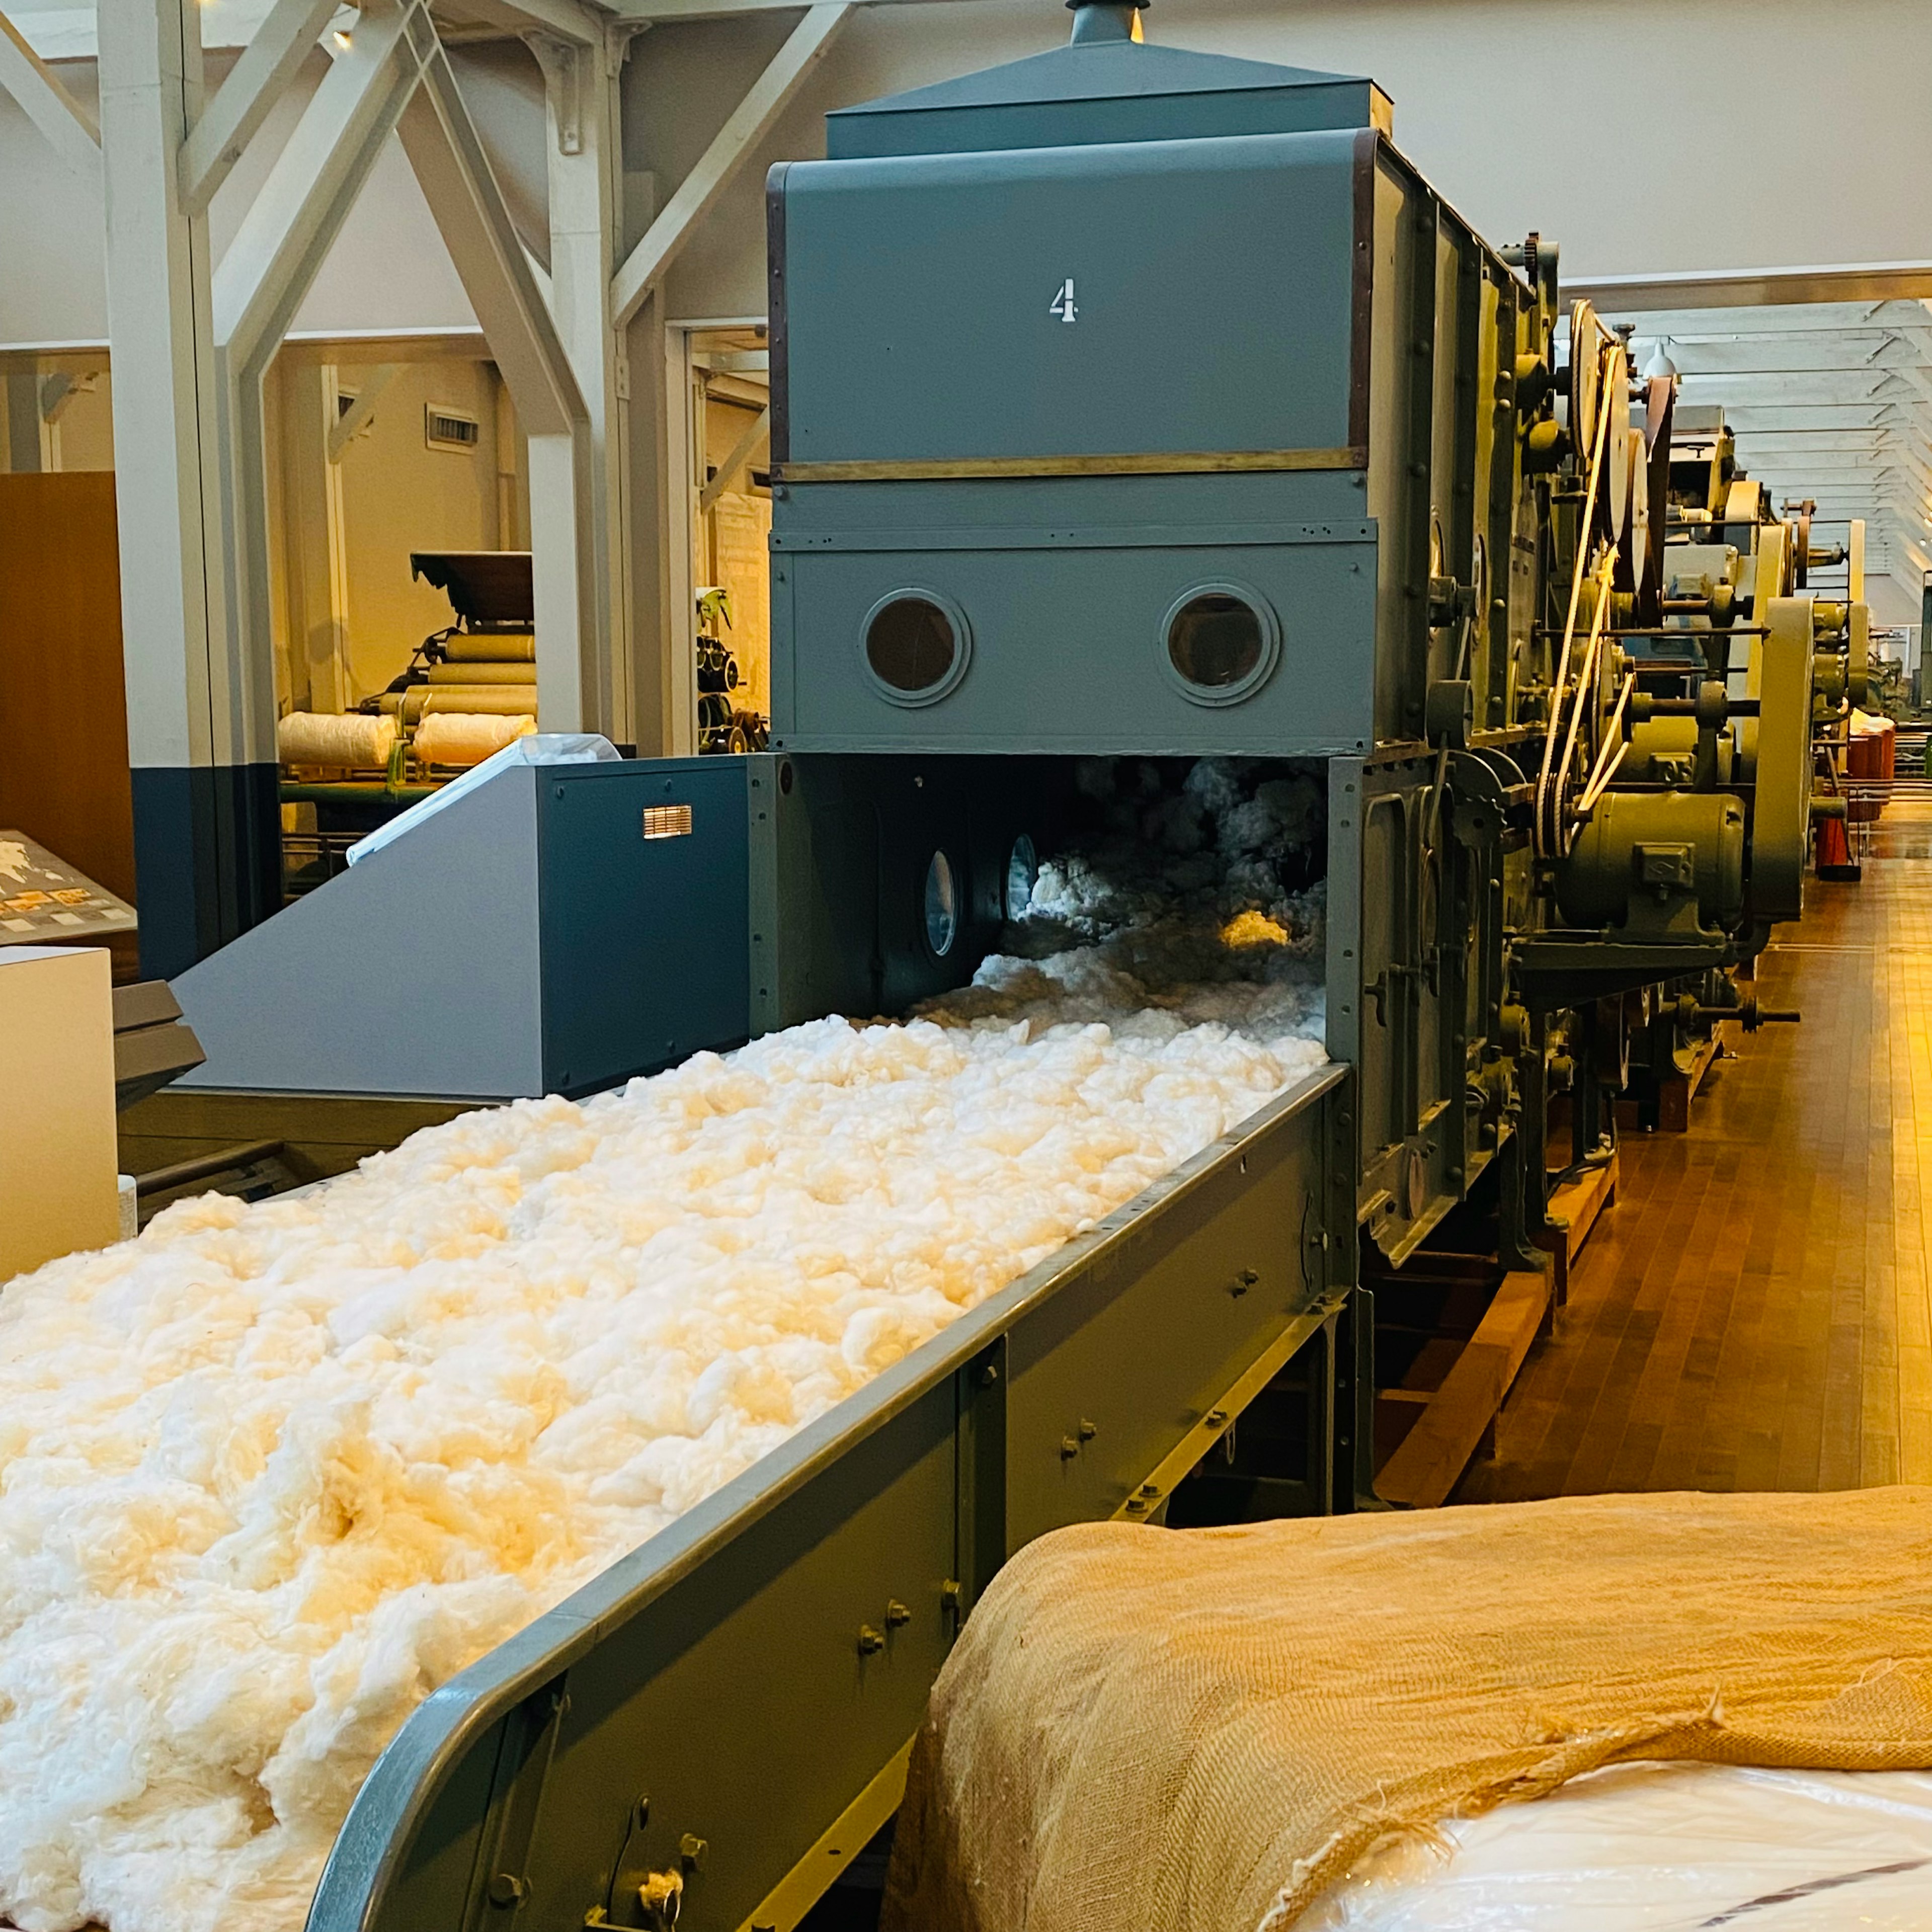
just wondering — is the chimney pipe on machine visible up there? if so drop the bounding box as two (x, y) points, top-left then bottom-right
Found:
(1068, 1), (1144, 45)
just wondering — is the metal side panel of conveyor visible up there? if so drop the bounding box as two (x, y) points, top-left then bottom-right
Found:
(307, 1064), (1352, 1932)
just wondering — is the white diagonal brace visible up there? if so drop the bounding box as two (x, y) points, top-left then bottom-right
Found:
(698, 404), (769, 512)
(211, 0), (424, 374)
(610, 1), (851, 330)
(401, 32), (602, 731)
(401, 34), (583, 437)
(180, 0), (340, 218)
(0, 6), (101, 189)
(326, 363), (398, 460)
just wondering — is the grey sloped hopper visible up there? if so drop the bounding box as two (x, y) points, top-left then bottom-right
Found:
(171, 758), (752, 1100)
(825, 4), (1388, 160)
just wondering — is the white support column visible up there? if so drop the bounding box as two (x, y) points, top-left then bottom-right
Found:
(660, 319), (697, 757)
(97, 0), (267, 977)
(401, 33), (599, 734)
(279, 361), (354, 714)
(530, 26), (639, 743)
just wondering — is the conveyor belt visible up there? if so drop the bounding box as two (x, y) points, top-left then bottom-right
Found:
(308, 1064), (1352, 1932)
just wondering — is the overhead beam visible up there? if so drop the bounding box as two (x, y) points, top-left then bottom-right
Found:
(610, 1), (852, 329)
(402, 31), (602, 731)
(179, 0), (339, 217)
(1570, 261), (1932, 313)
(0, 5), (101, 190)
(449, 0), (606, 41)
(401, 33), (584, 439)
(604, 0), (982, 17)
(211, 0), (424, 374)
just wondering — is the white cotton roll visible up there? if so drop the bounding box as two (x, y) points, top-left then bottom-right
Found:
(413, 711), (538, 766)
(277, 711), (397, 768)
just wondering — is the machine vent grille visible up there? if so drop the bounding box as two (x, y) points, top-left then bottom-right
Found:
(425, 406), (481, 452)
(642, 804), (694, 840)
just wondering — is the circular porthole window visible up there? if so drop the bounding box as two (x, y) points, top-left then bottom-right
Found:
(861, 590), (972, 706)
(924, 850), (960, 957)
(1005, 834), (1039, 923)
(1159, 583), (1281, 706)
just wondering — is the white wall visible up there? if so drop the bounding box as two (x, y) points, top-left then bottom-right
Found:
(0, 41), (549, 349)
(631, 0), (1932, 325)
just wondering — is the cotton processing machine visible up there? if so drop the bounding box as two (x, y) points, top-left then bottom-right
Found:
(212, 6), (1836, 1929)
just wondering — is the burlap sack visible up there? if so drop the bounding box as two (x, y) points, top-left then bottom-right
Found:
(882, 1488), (1932, 1932)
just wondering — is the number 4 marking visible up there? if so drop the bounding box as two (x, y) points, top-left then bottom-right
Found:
(1051, 277), (1079, 324)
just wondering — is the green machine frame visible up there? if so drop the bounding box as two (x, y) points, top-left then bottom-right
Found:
(310, 1067), (1352, 1932)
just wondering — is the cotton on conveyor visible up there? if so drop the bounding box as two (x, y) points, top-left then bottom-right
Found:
(0, 761), (1325, 1932)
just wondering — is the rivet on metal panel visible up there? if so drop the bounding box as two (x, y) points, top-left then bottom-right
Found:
(1207, 1410), (1229, 1429)
(1060, 1436), (1081, 1460)
(487, 1873), (527, 1908)
(1125, 1497), (1147, 1513)
(979, 1361), (999, 1387)
(636, 1795), (652, 1828)
(1230, 1267), (1259, 1297)
(553, 786), (566, 800)
(886, 1599), (912, 1628)
(679, 1835), (707, 1872)
(1078, 1418), (1098, 1440)
(857, 1625), (886, 1655)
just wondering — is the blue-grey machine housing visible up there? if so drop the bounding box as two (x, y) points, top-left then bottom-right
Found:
(304, 27), (1556, 1932)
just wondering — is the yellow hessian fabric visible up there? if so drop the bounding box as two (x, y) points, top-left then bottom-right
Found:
(882, 1488), (1932, 1932)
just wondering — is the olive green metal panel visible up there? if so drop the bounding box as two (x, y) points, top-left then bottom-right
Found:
(501, 1388), (958, 1932)
(1753, 594), (1817, 925)
(1004, 1101), (1332, 1548)
(309, 1069), (1349, 1932)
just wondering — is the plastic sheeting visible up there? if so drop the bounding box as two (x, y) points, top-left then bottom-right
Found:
(344, 732), (618, 866)
(1303, 1760), (1932, 1931)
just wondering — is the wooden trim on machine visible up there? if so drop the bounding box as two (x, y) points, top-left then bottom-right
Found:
(1349, 125), (1380, 462)
(772, 447), (1366, 484)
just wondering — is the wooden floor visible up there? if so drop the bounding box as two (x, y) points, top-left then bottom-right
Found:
(1457, 797), (1932, 1503)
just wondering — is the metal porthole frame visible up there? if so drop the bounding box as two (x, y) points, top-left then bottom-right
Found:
(922, 847), (961, 958)
(857, 587), (974, 708)
(1156, 579), (1282, 708)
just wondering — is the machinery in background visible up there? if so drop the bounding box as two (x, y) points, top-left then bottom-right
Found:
(278, 552), (541, 893)
(377, 549), (543, 729)
(695, 586), (772, 753)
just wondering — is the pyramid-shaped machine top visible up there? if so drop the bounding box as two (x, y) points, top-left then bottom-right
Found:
(826, 33), (1392, 160)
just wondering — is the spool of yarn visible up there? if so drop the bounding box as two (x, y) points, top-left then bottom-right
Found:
(381, 686), (544, 720)
(278, 711), (397, 768)
(424, 661), (537, 684)
(444, 632), (535, 663)
(413, 712), (538, 767)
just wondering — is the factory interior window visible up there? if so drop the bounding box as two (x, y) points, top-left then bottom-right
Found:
(1167, 591), (1267, 691)
(924, 849), (960, 956)
(866, 595), (959, 695)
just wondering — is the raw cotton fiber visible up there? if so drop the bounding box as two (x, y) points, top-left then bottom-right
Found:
(0, 758), (1327, 1932)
